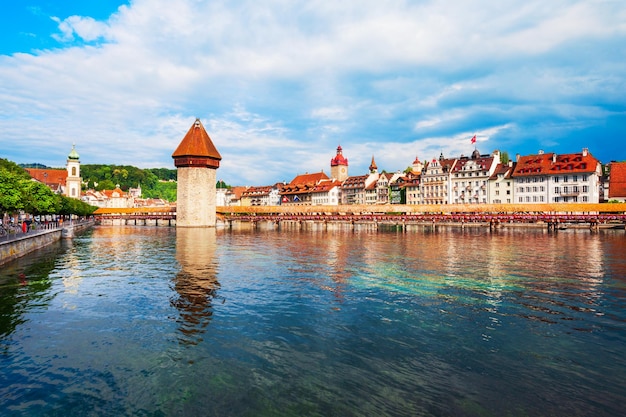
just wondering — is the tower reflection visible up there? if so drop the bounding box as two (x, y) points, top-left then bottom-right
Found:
(172, 228), (221, 345)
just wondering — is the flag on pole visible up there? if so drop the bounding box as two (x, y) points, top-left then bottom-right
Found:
(470, 135), (477, 144)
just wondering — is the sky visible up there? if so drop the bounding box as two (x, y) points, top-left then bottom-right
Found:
(1, 0), (625, 186)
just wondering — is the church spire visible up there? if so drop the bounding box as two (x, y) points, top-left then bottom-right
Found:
(369, 155), (378, 173)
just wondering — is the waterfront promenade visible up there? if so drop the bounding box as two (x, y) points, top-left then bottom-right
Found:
(0, 219), (94, 265)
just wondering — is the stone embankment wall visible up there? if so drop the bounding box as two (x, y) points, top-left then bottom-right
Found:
(0, 221), (95, 266)
(0, 229), (62, 266)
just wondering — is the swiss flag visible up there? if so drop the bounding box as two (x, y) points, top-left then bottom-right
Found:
(470, 135), (477, 144)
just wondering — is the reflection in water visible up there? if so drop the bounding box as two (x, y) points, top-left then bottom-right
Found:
(0, 242), (63, 343)
(173, 228), (221, 345)
(1, 227), (625, 416)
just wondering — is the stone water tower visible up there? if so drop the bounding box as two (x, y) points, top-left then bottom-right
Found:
(172, 118), (222, 227)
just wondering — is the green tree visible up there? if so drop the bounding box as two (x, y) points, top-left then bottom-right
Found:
(20, 180), (60, 215)
(0, 169), (24, 213)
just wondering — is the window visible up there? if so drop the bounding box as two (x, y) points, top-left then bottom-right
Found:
(554, 177), (559, 183)
(583, 186), (588, 193)
(71, 167), (76, 176)
(583, 175), (588, 181)
(555, 187), (560, 194)
(573, 175), (578, 182)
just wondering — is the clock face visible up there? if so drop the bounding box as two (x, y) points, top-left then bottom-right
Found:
(341, 167), (346, 173)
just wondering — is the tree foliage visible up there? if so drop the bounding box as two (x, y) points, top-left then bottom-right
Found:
(81, 164), (176, 198)
(1, 158), (96, 217)
(20, 180), (60, 215)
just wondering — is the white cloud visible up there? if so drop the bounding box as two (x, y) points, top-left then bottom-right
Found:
(51, 16), (110, 42)
(0, 0), (624, 185)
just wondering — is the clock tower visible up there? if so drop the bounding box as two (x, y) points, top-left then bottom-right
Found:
(330, 145), (349, 182)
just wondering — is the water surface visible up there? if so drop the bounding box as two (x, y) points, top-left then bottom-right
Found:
(1, 226), (625, 416)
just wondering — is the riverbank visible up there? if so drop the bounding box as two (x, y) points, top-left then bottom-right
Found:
(0, 220), (95, 266)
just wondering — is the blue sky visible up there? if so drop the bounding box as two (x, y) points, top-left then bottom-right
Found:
(1, 0), (624, 186)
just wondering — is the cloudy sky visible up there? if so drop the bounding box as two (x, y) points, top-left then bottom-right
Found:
(1, 0), (625, 185)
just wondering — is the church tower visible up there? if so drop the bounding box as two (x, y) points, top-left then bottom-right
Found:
(65, 144), (82, 199)
(172, 118), (222, 227)
(369, 155), (378, 174)
(330, 145), (349, 182)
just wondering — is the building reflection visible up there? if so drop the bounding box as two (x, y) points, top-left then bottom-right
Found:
(172, 228), (220, 345)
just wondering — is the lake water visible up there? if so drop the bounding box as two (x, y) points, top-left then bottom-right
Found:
(1, 226), (625, 416)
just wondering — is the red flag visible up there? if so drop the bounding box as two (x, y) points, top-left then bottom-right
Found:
(470, 135), (477, 144)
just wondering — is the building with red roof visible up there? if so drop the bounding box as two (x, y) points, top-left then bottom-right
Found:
(488, 161), (515, 204)
(311, 179), (342, 206)
(280, 171), (330, 205)
(512, 148), (602, 203)
(330, 145), (349, 182)
(607, 162), (626, 202)
(25, 145), (82, 199)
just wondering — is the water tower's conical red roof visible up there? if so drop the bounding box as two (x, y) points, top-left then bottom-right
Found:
(172, 118), (221, 168)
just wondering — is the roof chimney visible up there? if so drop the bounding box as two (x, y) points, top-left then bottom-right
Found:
(582, 148), (588, 156)
(538, 149), (544, 155)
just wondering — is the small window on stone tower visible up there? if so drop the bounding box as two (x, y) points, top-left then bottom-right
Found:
(72, 167), (76, 176)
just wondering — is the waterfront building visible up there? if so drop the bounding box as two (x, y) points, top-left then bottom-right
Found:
(25, 145), (83, 199)
(404, 156), (423, 205)
(311, 179), (342, 206)
(607, 161), (626, 202)
(404, 176), (421, 205)
(512, 148), (602, 203)
(330, 145), (349, 182)
(340, 175), (368, 204)
(488, 161), (515, 204)
(419, 153), (457, 205)
(280, 171), (329, 205)
(81, 186), (135, 208)
(376, 173), (393, 204)
(219, 186), (247, 207)
(172, 118), (222, 227)
(363, 156), (380, 205)
(240, 185), (281, 206)
(389, 174), (408, 204)
(449, 149), (500, 204)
